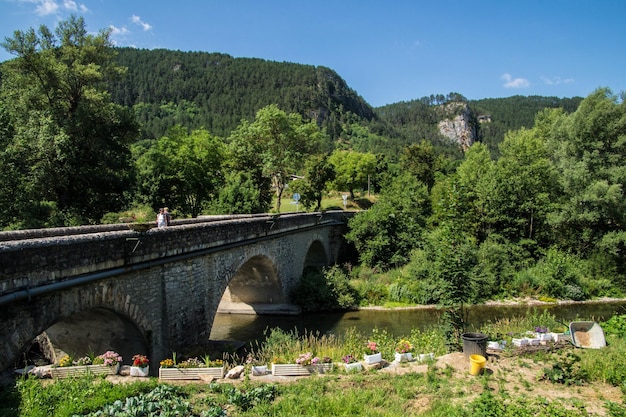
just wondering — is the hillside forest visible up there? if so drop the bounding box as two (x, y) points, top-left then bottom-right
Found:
(1, 17), (625, 309)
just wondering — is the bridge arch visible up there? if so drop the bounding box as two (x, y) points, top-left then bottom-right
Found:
(6, 279), (156, 372)
(303, 239), (329, 269)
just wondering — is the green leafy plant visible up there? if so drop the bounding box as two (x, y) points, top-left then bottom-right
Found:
(395, 339), (413, 354)
(602, 314), (626, 338)
(540, 352), (588, 386)
(227, 384), (277, 411)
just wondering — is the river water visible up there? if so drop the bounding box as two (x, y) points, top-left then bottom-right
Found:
(209, 300), (626, 343)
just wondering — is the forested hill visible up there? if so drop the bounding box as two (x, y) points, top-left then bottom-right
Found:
(107, 47), (583, 153)
(108, 47), (375, 139)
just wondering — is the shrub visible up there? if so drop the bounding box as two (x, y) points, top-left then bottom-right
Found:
(290, 265), (359, 312)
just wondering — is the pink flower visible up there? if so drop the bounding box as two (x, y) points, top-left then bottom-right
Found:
(366, 341), (379, 353)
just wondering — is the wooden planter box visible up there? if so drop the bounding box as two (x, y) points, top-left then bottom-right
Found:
(271, 363), (311, 376)
(310, 363), (333, 373)
(158, 367), (224, 380)
(51, 364), (120, 379)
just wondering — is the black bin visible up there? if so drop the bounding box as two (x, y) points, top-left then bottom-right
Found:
(461, 332), (488, 360)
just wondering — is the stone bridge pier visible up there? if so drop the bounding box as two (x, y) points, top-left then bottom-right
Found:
(0, 212), (354, 372)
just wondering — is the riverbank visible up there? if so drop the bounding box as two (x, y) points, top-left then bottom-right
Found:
(358, 296), (626, 310)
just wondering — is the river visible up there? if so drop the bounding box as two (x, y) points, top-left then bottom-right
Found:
(209, 300), (626, 343)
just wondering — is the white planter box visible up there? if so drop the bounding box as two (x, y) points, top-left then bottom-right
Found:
(512, 338), (528, 347)
(418, 353), (435, 362)
(130, 366), (150, 377)
(271, 363), (310, 376)
(394, 352), (413, 363)
(51, 363), (120, 379)
(343, 362), (363, 372)
(251, 365), (268, 376)
(158, 367), (224, 380)
(363, 353), (382, 364)
(536, 333), (552, 341)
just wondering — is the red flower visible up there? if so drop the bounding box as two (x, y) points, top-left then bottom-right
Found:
(132, 354), (149, 367)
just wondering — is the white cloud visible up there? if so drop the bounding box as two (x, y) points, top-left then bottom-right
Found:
(109, 25), (129, 36)
(34, 0), (59, 16)
(21, 0), (88, 16)
(541, 75), (575, 85)
(131, 15), (152, 31)
(63, 0), (88, 13)
(501, 73), (530, 89)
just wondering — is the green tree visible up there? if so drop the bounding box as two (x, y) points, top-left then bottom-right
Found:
(328, 150), (377, 198)
(346, 172), (430, 270)
(288, 154), (336, 211)
(227, 104), (324, 212)
(0, 16), (137, 227)
(545, 88), (626, 255)
(399, 141), (438, 190)
(135, 126), (225, 217)
(488, 127), (557, 246)
(211, 171), (270, 214)
(431, 142), (495, 241)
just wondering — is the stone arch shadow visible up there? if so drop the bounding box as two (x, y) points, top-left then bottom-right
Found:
(6, 281), (156, 373)
(216, 253), (297, 315)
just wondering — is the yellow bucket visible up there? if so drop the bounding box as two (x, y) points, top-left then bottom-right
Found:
(469, 354), (486, 376)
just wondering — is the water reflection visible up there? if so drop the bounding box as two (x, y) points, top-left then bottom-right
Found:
(209, 301), (626, 343)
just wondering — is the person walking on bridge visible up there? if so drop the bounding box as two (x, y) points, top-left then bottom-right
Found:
(164, 207), (171, 226)
(156, 208), (167, 228)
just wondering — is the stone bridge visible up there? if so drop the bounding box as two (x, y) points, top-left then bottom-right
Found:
(0, 211), (354, 372)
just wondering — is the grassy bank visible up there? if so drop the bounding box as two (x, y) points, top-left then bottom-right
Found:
(2, 312), (626, 416)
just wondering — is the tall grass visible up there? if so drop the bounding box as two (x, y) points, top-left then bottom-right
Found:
(246, 325), (448, 365)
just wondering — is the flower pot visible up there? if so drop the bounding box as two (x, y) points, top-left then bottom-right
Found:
(251, 365), (268, 376)
(271, 363), (311, 376)
(363, 353), (382, 364)
(418, 353), (435, 362)
(394, 352), (413, 363)
(158, 367), (224, 380)
(51, 363), (120, 379)
(130, 366), (150, 377)
(536, 333), (552, 341)
(343, 362), (362, 372)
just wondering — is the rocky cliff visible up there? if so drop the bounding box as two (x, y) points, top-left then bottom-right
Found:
(437, 102), (476, 151)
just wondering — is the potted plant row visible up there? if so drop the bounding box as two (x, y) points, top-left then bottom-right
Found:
(158, 354), (224, 380)
(51, 351), (122, 379)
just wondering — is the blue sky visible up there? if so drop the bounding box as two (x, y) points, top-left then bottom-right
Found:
(1, 0), (624, 107)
